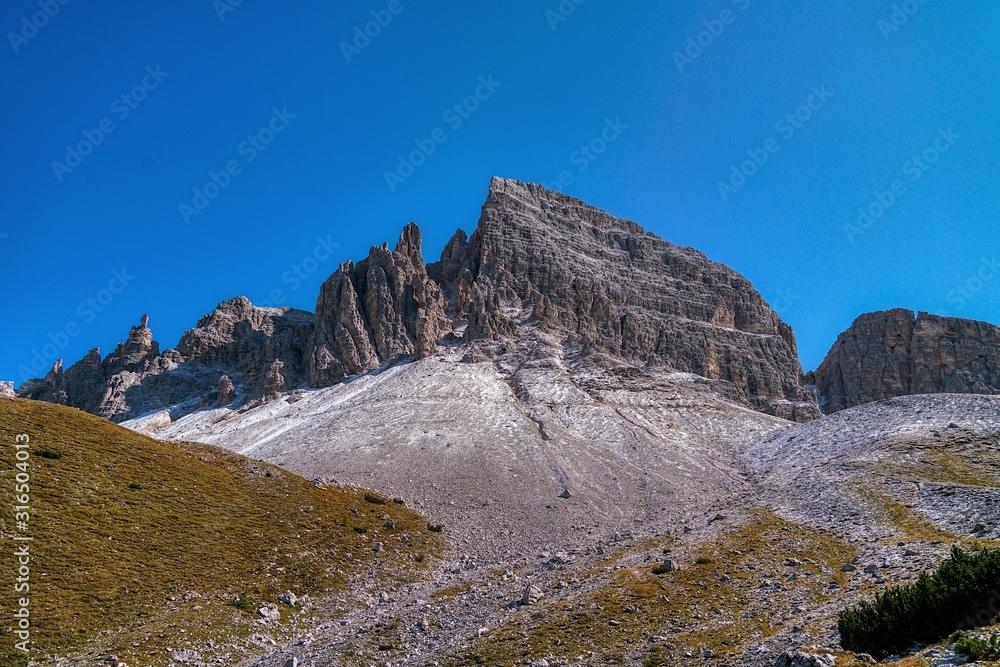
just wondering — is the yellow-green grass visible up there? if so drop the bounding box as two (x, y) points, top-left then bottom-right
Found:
(457, 511), (855, 666)
(856, 485), (957, 543)
(0, 398), (443, 666)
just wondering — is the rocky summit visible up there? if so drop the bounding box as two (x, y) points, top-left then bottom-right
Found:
(428, 177), (818, 421)
(17, 177), (820, 423)
(809, 308), (1000, 413)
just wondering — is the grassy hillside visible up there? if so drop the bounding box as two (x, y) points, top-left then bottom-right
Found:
(0, 398), (443, 666)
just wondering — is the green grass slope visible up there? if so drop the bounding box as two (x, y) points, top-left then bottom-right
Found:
(0, 398), (443, 666)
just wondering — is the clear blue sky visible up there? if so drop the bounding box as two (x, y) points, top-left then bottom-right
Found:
(2, 1), (997, 386)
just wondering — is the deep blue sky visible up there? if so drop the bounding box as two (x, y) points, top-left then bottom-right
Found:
(2, 1), (997, 386)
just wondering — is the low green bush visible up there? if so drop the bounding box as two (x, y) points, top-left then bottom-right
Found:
(838, 546), (1000, 659)
(954, 631), (1000, 661)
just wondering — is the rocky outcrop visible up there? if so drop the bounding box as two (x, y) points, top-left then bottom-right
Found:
(429, 177), (819, 421)
(176, 296), (312, 398)
(215, 375), (235, 407)
(306, 223), (450, 386)
(0, 382), (14, 398)
(811, 309), (1000, 413)
(17, 302), (313, 422)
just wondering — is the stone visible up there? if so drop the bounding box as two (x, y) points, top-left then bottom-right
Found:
(215, 374), (235, 407)
(277, 591), (297, 607)
(773, 651), (835, 667)
(521, 584), (544, 606)
(167, 648), (201, 664)
(257, 603), (280, 621)
(812, 309), (1000, 413)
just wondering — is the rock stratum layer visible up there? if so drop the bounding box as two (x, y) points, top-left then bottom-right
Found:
(810, 308), (1000, 413)
(18, 177), (819, 421)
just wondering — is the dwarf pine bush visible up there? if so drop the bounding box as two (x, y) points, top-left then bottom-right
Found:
(838, 546), (1000, 659)
(954, 631), (1000, 661)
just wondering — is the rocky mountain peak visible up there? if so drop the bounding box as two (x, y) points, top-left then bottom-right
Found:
(811, 309), (1000, 413)
(430, 177), (820, 421)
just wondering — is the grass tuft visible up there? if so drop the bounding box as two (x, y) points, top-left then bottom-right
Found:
(34, 448), (62, 459)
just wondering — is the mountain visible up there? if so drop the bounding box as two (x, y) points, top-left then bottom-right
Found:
(426, 178), (817, 421)
(16, 177), (820, 423)
(809, 309), (1000, 413)
(8, 179), (1000, 666)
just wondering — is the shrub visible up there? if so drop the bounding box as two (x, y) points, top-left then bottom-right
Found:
(955, 631), (1000, 661)
(838, 546), (1000, 659)
(393, 498), (406, 505)
(651, 564), (672, 575)
(35, 449), (62, 459)
(414, 553), (425, 563)
(364, 492), (388, 505)
(128, 482), (142, 490)
(695, 556), (713, 565)
(353, 526), (368, 534)
(233, 592), (252, 611)
(427, 524), (444, 533)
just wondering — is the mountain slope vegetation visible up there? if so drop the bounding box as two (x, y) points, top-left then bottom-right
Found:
(0, 398), (442, 666)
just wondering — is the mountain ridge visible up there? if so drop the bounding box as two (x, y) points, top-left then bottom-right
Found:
(15, 177), (821, 423)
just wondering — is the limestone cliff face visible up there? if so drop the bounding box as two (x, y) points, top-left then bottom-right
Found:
(306, 223), (450, 386)
(812, 309), (1000, 413)
(428, 177), (819, 421)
